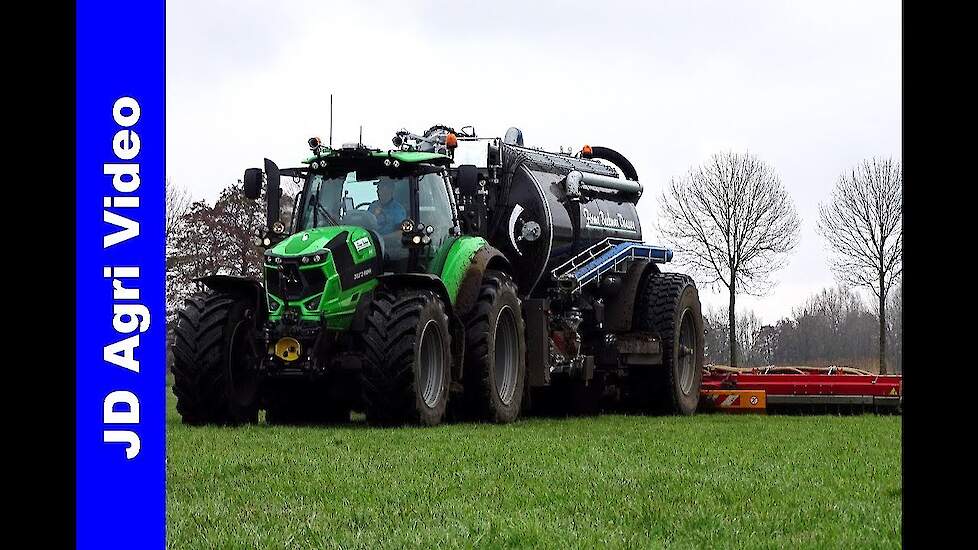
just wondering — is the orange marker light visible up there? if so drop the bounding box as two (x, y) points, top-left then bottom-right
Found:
(446, 133), (458, 149)
(581, 144), (593, 157)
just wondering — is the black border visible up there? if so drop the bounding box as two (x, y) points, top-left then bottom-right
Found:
(35, 2), (934, 546)
(24, 0), (76, 545)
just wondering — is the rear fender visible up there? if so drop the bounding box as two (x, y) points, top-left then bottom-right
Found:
(441, 240), (512, 318)
(604, 260), (661, 333)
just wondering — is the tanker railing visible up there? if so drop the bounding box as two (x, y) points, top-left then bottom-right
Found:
(551, 238), (673, 294)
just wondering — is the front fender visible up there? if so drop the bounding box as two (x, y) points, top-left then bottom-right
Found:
(436, 237), (512, 318)
(196, 275), (266, 315)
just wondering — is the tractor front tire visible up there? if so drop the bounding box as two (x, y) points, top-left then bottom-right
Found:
(171, 290), (261, 425)
(360, 288), (452, 426)
(635, 272), (704, 415)
(461, 270), (527, 423)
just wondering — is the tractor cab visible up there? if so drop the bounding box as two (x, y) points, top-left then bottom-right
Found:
(247, 141), (459, 275)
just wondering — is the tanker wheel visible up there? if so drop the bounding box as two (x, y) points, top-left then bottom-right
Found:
(360, 288), (452, 426)
(171, 290), (260, 426)
(461, 270), (527, 423)
(634, 272), (704, 415)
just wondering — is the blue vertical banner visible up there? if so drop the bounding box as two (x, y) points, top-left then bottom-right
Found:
(76, 1), (165, 548)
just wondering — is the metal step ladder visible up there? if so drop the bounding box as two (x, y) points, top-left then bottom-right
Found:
(551, 238), (673, 294)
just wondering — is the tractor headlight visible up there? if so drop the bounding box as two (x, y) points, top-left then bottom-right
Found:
(272, 221), (285, 234)
(400, 218), (415, 233)
(295, 249), (329, 265)
(304, 295), (321, 311)
(268, 299), (280, 312)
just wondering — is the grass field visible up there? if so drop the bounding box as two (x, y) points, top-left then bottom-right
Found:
(167, 392), (901, 549)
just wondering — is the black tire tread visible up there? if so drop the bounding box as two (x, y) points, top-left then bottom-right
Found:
(170, 291), (258, 425)
(360, 288), (450, 425)
(635, 271), (700, 415)
(461, 270), (526, 423)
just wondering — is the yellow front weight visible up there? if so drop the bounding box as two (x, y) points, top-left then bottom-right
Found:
(274, 337), (301, 362)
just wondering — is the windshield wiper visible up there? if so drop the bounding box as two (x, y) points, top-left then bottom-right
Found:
(310, 195), (340, 227)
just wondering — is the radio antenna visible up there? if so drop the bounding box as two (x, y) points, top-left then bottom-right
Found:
(329, 93), (333, 147)
(359, 124), (363, 147)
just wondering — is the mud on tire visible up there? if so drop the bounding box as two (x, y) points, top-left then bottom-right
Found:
(460, 270), (527, 423)
(359, 288), (452, 426)
(634, 271), (704, 415)
(171, 290), (261, 425)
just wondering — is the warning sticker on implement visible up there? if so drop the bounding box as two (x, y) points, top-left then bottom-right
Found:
(889, 388), (898, 396)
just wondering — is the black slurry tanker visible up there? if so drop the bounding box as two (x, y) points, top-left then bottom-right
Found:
(171, 125), (704, 426)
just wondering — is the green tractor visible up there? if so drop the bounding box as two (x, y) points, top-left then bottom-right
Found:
(171, 125), (704, 426)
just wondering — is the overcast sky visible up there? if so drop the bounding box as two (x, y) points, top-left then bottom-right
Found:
(166, 0), (901, 323)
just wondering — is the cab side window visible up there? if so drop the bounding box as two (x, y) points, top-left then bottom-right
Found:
(417, 173), (455, 259)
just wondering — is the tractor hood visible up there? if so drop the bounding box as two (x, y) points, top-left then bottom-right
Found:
(263, 225), (381, 329)
(265, 225), (379, 263)
(268, 226), (358, 258)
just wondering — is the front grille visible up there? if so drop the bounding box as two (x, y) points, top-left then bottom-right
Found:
(265, 261), (327, 302)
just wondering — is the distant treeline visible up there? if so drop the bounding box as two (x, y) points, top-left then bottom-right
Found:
(703, 284), (902, 373)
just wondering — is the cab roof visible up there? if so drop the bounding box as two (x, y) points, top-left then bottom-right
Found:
(302, 147), (453, 167)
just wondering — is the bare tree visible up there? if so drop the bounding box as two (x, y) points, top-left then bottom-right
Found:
(659, 151), (801, 367)
(736, 309), (763, 367)
(780, 284), (878, 368)
(817, 157), (902, 373)
(702, 305), (730, 365)
(165, 177), (191, 238)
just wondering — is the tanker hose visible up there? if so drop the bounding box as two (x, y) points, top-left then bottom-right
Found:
(586, 146), (639, 181)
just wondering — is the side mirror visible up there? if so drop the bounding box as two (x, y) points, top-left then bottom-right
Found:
(264, 158), (282, 232)
(243, 168), (262, 200)
(456, 164), (479, 195)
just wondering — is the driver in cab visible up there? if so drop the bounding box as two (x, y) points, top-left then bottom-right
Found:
(368, 179), (407, 235)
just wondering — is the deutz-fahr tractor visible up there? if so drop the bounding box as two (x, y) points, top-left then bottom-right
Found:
(171, 125), (704, 426)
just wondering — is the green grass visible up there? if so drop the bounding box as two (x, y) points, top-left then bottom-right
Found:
(167, 392), (901, 549)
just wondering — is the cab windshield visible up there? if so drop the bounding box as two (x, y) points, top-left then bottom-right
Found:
(297, 172), (409, 236)
(296, 169), (456, 265)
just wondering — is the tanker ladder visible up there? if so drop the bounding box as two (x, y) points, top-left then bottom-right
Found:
(551, 238), (673, 295)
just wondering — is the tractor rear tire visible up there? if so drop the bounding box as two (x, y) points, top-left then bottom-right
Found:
(461, 270), (527, 423)
(360, 288), (452, 426)
(171, 290), (261, 425)
(634, 272), (704, 415)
